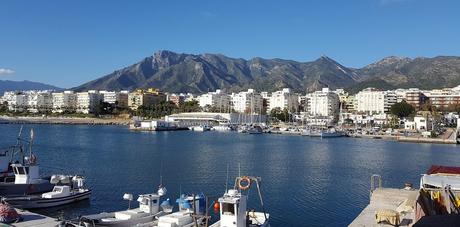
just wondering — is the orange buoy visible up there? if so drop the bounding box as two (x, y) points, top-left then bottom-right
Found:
(213, 201), (220, 210)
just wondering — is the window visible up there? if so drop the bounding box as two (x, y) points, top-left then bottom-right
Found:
(17, 167), (25, 175)
(222, 203), (235, 215)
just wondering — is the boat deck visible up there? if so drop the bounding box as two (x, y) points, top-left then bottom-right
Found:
(349, 188), (418, 227)
(3, 209), (60, 227)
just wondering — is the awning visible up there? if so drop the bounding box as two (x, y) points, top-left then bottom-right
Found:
(421, 174), (460, 190)
(427, 165), (460, 175)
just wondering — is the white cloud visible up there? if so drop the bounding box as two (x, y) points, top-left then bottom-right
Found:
(0, 68), (15, 75)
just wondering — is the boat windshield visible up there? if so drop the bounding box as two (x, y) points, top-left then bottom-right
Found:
(53, 187), (62, 192)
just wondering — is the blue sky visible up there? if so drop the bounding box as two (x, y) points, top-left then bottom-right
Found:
(0, 0), (459, 88)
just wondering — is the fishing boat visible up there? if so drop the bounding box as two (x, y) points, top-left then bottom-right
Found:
(2, 175), (91, 209)
(156, 193), (207, 227)
(210, 176), (269, 227)
(320, 130), (344, 138)
(72, 185), (168, 227)
(0, 128), (55, 196)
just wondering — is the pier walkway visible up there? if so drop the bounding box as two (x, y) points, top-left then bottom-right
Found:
(349, 188), (418, 227)
(1, 209), (60, 227)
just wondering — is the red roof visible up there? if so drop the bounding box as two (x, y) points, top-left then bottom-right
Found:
(427, 165), (460, 175)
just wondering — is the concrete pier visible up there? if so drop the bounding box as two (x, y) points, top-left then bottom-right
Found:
(4, 209), (61, 227)
(349, 188), (418, 227)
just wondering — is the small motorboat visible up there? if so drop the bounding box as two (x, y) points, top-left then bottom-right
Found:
(247, 125), (263, 134)
(157, 193), (207, 227)
(2, 175), (91, 209)
(210, 176), (270, 227)
(73, 185), (168, 227)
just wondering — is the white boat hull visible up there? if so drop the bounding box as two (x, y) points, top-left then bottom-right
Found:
(78, 212), (162, 227)
(3, 190), (91, 209)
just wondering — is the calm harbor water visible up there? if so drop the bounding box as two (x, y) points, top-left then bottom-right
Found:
(1, 124), (459, 226)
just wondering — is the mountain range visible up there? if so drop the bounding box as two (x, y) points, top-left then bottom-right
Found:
(0, 80), (61, 95)
(45, 50), (460, 94)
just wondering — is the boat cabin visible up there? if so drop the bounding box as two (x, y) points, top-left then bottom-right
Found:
(176, 194), (206, 215)
(11, 164), (40, 184)
(113, 193), (161, 221)
(42, 185), (71, 199)
(217, 189), (248, 227)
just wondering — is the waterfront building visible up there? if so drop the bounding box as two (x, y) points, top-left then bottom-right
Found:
(424, 89), (460, 110)
(198, 89), (231, 112)
(52, 91), (77, 113)
(167, 93), (186, 106)
(404, 89), (428, 110)
(231, 89), (263, 114)
(27, 91), (53, 113)
(404, 116), (433, 132)
(128, 89), (166, 110)
(305, 88), (340, 117)
(76, 90), (103, 114)
(356, 88), (396, 114)
(4, 92), (28, 112)
(99, 90), (129, 109)
(268, 88), (299, 113)
(165, 112), (266, 126)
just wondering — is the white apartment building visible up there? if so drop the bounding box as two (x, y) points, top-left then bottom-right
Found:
(356, 88), (397, 114)
(268, 88), (299, 113)
(4, 92), (28, 112)
(76, 90), (103, 114)
(52, 91), (77, 113)
(305, 88), (340, 117)
(231, 89), (263, 114)
(99, 90), (129, 108)
(198, 89), (231, 111)
(27, 91), (53, 113)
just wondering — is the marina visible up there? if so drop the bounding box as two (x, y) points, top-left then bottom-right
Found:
(0, 124), (459, 226)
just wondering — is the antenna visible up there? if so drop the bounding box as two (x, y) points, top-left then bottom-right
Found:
(225, 163), (229, 192)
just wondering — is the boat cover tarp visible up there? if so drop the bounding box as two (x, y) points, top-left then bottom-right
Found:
(414, 214), (460, 227)
(421, 174), (460, 190)
(427, 165), (460, 175)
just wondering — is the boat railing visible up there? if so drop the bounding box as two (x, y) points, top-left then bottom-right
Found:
(370, 174), (382, 199)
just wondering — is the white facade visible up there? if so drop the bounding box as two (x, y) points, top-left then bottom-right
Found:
(52, 91), (77, 113)
(5, 92), (28, 112)
(76, 90), (103, 114)
(231, 89), (263, 114)
(356, 88), (396, 114)
(27, 91), (53, 113)
(99, 90), (129, 108)
(268, 88), (299, 113)
(306, 88), (340, 117)
(198, 90), (231, 111)
(404, 116), (432, 131)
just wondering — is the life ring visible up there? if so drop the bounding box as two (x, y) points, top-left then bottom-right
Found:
(238, 176), (251, 190)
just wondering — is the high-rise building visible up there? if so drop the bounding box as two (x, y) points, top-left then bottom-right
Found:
(356, 88), (397, 114)
(231, 89), (263, 114)
(76, 90), (103, 114)
(305, 88), (340, 117)
(52, 91), (77, 113)
(268, 88), (299, 113)
(128, 89), (166, 110)
(198, 90), (231, 111)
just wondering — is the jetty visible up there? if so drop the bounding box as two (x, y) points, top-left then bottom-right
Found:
(7, 209), (61, 227)
(349, 188), (418, 227)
